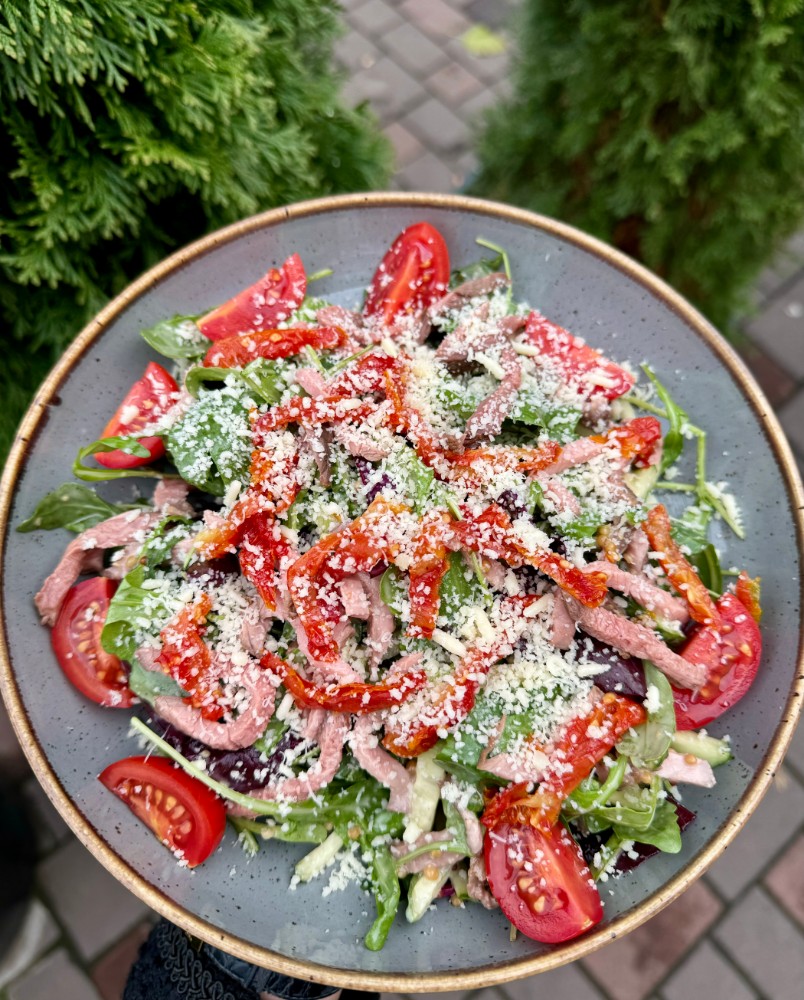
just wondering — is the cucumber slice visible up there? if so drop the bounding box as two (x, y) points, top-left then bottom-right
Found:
(294, 831), (344, 882)
(670, 730), (732, 766)
(406, 867), (452, 922)
(403, 748), (445, 844)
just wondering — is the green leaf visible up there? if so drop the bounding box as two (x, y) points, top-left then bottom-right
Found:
(449, 253), (504, 287)
(73, 437), (164, 482)
(614, 798), (682, 854)
(238, 358), (288, 405)
(17, 482), (141, 533)
(379, 565), (406, 615)
(128, 657), (185, 705)
(509, 389), (581, 442)
(140, 315), (206, 361)
(671, 504), (713, 551)
(101, 565), (174, 661)
(184, 365), (230, 397)
(642, 366), (688, 475)
(616, 662), (675, 768)
(165, 388), (251, 495)
(689, 542), (723, 595)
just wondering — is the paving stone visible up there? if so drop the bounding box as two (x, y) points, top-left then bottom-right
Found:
(396, 151), (456, 193)
(451, 151), (478, 190)
(447, 37), (511, 85)
(346, 0), (404, 37)
(37, 838), (152, 962)
(459, 86), (499, 123)
(465, 0), (517, 29)
(754, 230), (804, 301)
(744, 270), (804, 378)
(581, 880), (722, 1000)
(704, 766), (804, 900)
(403, 992), (486, 1000)
(341, 57), (427, 121)
(90, 920), (152, 1000)
(383, 121), (425, 169)
(661, 940), (757, 1000)
(401, 0), (472, 39)
(503, 961), (604, 1000)
(777, 388), (804, 457)
(21, 776), (72, 855)
(334, 31), (381, 73)
(7, 948), (102, 1000)
(738, 340), (798, 407)
(764, 833), (804, 928)
(426, 61), (485, 107)
(381, 23), (449, 78)
(0, 900), (61, 990)
(714, 886), (804, 1000)
(401, 98), (468, 154)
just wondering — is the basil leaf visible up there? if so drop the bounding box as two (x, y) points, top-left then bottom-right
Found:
(185, 366), (230, 397)
(128, 657), (185, 705)
(239, 359), (288, 405)
(73, 437), (164, 482)
(165, 388), (251, 495)
(642, 366), (688, 474)
(17, 483), (142, 533)
(101, 565), (175, 660)
(614, 798), (682, 854)
(140, 315), (206, 360)
(616, 661), (675, 768)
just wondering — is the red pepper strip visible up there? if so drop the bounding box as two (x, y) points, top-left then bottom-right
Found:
(644, 504), (719, 626)
(591, 416), (662, 468)
(254, 396), (378, 436)
(155, 594), (222, 721)
(735, 570), (762, 623)
(408, 510), (452, 639)
(524, 311), (635, 400)
(203, 326), (346, 368)
(287, 497), (410, 662)
(481, 693), (647, 832)
(383, 596), (541, 758)
(450, 504), (608, 607)
(238, 511), (296, 612)
(262, 651), (427, 714)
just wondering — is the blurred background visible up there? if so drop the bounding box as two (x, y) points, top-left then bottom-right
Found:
(1, 2), (803, 999)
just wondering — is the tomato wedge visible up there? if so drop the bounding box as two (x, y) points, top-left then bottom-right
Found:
(51, 578), (133, 708)
(363, 222), (450, 324)
(99, 756), (225, 867)
(525, 311), (635, 400)
(197, 253), (307, 340)
(674, 592), (762, 730)
(95, 362), (179, 469)
(202, 326), (345, 368)
(484, 820), (603, 944)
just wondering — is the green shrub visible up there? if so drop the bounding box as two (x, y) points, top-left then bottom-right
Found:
(0, 0), (390, 456)
(472, 0), (804, 334)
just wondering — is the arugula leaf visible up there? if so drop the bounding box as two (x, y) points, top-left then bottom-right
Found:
(73, 437), (164, 482)
(140, 315), (206, 360)
(238, 359), (289, 405)
(616, 661), (675, 768)
(690, 542), (723, 594)
(642, 366), (688, 474)
(379, 565), (406, 615)
(449, 253), (504, 287)
(671, 504), (713, 551)
(101, 565), (175, 661)
(509, 389), (581, 442)
(383, 446), (435, 514)
(128, 657), (185, 705)
(17, 483), (142, 533)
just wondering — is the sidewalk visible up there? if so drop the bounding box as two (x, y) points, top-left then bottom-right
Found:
(2, 1), (804, 998)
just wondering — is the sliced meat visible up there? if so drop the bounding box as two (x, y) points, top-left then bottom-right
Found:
(152, 479), (194, 516)
(350, 714), (413, 813)
(463, 347), (522, 446)
(550, 591), (576, 649)
(359, 571), (395, 670)
(624, 528), (650, 573)
(35, 510), (162, 625)
(565, 597), (706, 689)
(430, 273), (510, 317)
(392, 830), (462, 876)
(656, 749), (716, 788)
(536, 473), (582, 518)
(586, 561), (690, 624)
(315, 305), (368, 347)
(296, 367), (392, 461)
(467, 855), (498, 910)
(339, 576), (370, 619)
(456, 802), (484, 856)
(298, 426), (332, 487)
(542, 436), (607, 475)
(295, 367), (328, 397)
(153, 662), (276, 751)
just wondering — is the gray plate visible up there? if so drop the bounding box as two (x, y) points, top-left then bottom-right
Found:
(1, 194), (802, 992)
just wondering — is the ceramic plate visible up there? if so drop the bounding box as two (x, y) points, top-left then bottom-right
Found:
(1, 194), (802, 992)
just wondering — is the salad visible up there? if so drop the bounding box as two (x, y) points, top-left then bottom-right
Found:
(23, 221), (763, 949)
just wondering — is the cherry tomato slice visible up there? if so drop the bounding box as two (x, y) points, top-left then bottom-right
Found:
(51, 578), (133, 708)
(197, 253), (307, 340)
(95, 362), (179, 469)
(484, 820), (603, 944)
(674, 592), (762, 730)
(99, 756), (225, 867)
(525, 311), (635, 400)
(363, 222), (450, 324)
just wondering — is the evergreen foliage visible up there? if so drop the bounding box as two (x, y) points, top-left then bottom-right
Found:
(471, 0), (804, 333)
(0, 0), (391, 455)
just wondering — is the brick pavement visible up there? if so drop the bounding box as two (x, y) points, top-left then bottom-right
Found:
(2, 1), (804, 997)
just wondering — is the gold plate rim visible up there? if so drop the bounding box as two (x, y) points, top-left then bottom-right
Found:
(1, 191), (803, 991)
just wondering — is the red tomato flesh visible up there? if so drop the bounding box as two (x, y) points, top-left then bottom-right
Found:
(95, 362), (179, 469)
(674, 592), (762, 730)
(51, 578), (133, 708)
(363, 222), (450, 324)
(485, 820), (603, 943)
(99, 756), (225, 867)
(197, 253), (307, 340)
